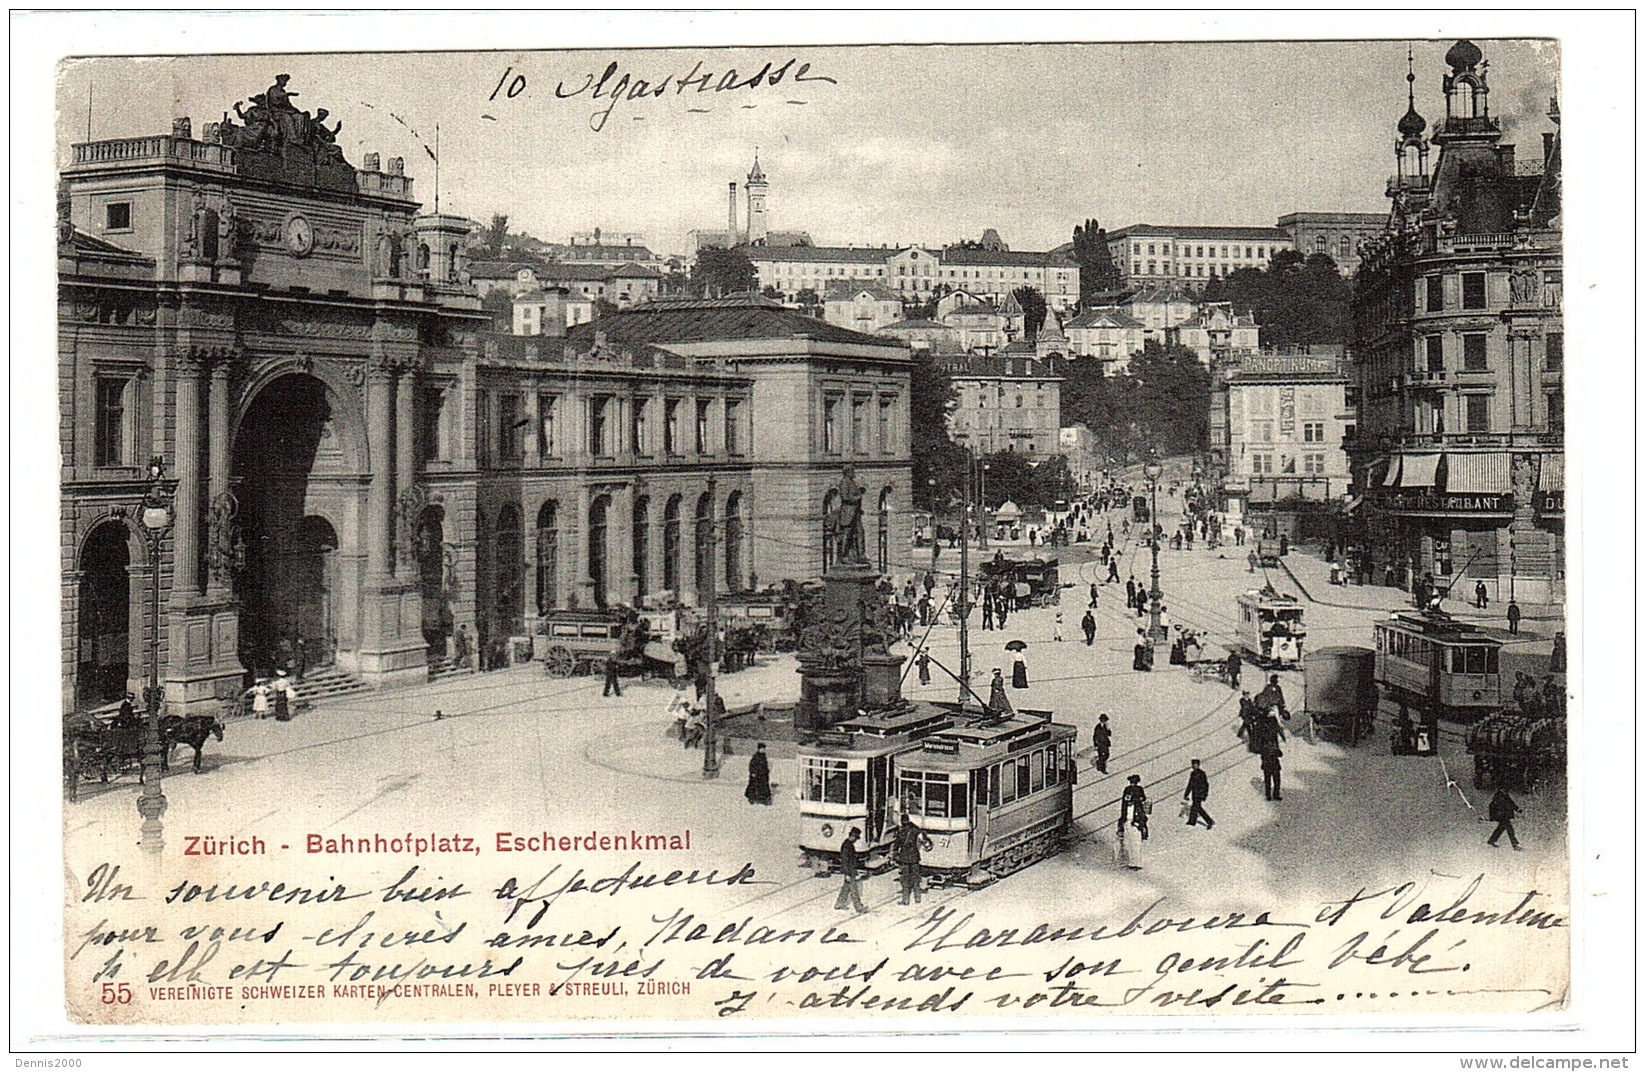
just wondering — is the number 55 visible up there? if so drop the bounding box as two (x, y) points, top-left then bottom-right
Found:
(100, 982), (132, 1004)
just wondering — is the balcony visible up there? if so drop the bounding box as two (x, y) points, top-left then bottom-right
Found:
(1394, 430), (1561, 449)
(1404, 369), (1447, 386)
(1386, 174), (1430, 197)
(70, 136), (236, 172)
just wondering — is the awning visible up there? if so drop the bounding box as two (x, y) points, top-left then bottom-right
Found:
(1381, 457), (1403, 487)
(1445, 452), (1512, 494)
(1399, 453), (1442, 488)
(1539, 453), (1564, 492)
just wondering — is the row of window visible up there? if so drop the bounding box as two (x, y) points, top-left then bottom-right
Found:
(1375, 630), (1501, 675)
(1248, 420), (1329, 444)
(1250, 452), (1329, 476)
(1416, 331), (1562, 374)
(1131, 242), (1278, 259)
(901, 740), (1076, 818)
(471, 390), (747, 468)
(821, 393), (900, 455)
(1423, 272), (1489, 312)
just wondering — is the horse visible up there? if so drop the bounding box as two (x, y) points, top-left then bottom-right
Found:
(161, 715), (225, 773)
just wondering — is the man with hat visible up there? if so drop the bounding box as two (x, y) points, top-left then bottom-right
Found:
(1091, 714), (1112, 773)
(834, 827), (868, 913)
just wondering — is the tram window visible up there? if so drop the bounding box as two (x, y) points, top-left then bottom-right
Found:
(1031, 751), (1046, 793)
(950, 782), (968, 818)
(1486, 648), (1499, 674)
(1017, 756), (1031, 798)
(1458, 647), (1487, 674)
(900, 774), (921, 814)
(924, 777), (949, 818)
(849, 769), (866, 804)
(1046, 748), (1059, 787)
(989, 764), (1001, 807)
(803, 759), (848, 804)
(1001, 763), (1017, 804)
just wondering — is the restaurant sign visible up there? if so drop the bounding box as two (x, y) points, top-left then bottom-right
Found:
(1379, 490), (1514, 513)
(1535, 490), (1564, 514)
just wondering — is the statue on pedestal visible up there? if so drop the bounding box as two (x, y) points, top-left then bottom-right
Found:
(831, 464), (867, 566)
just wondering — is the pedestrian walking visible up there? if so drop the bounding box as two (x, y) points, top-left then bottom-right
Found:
(1089, 583), (1100, 608)
(1235, 525), (1245, 546)
(1550, 632), (1567, 673)
(1184, 758), (1215, 828)
(918, 594), (931, 627)
(1081, 610), (1097, 646)
(1486, 788), (1523, 850)
(1225, 649), (1242, 690)
(981, 597), (995, 632)
(1107, 558), (1121, 583)
(834, 828), (869, 913)
(1260, 746), (1283, 801)
(1125, 576), (1137, 607)
(1507, 600), (1522, 635)
(744, 743), (773, 805)
(1118, 775), (1149, 869)
(987, 668), (1013, 716)
(273, 673), (291, 721)
(602, 640), (624, 697)
(1011, 651), (1029, 689)
(1247, 550), (1259, 573)
(1132, 629), (1152, 672)
(1092, 714), (1112, 773)
(1475, 580), (1489, 610)
(1255, 673), (1289, 721)
(997, 600), (1009, 630)
(1054, 612), (1064, 642)
(916, 648), (932, 685)
(665, 680), (692, 740)
(893, 815), (933, 905)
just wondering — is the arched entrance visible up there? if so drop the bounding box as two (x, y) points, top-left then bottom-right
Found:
(535, 501), (559, 614)
(417, 505), (451, 656)
(77, 521), (136, 707)
(723, 491), (744, 591)
(233, 372), (354, 677)
(589, 494), (611, 609)
(493, 504), (524, 638)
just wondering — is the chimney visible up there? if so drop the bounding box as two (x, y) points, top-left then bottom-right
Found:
(594, 226), (602, 243)
(728, 183), (738, 236)
(1496, 145), (1515, 174)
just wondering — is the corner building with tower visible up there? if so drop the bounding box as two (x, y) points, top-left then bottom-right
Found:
(58, 81), (911, 718)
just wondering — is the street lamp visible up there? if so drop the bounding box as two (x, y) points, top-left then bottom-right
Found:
(980, 461), (991, 549)
(136, 457), (175, 854)
(1143, 457), (1166, 644)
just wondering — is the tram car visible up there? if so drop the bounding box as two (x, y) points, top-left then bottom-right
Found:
(1132, 495), (1150, 523)
(1235, 587), (1307, 668)
(896, 708), (1079, 887)
(796, 705), (956, 874)
(1373, 610), (1502, 723)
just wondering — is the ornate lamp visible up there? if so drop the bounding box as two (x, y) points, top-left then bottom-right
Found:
(1143, 458), (1166, 644)
(136, 457), (174, 854)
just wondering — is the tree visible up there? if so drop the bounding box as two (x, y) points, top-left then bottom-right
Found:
(1213, 250), (1351, 348)
(592, 298), (620, 320)
(761, 284), (786, 301)
(690, 246), (758, 297)
(481, 288), (514, 330)
(1013, 285), (1047, 341)
(1071, 218), (1121, 303)
(977, 450), (1037, 510)
(793, 287), (821, 315)
(1127, 339), (1212, 456)
(483, 213), (510, 259)
(909, 355), (970, 512)
(1030, 454), (1076, 506)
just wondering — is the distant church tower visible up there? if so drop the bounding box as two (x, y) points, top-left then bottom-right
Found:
(745, 152), (769, 245)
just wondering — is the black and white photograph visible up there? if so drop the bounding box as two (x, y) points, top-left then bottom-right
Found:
(11, 9), (1632, 1055)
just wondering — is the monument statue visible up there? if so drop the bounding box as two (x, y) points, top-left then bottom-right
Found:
(832, 464), (867, 566)
(206, 490), (243, 584)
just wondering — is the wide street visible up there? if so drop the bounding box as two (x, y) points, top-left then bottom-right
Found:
(65, 482), (1567, 943)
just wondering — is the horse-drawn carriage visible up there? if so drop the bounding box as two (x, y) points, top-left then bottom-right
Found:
(977, 556), (1061, 609)
(63, 706), (225, 802)
(537, 607), (681, 681)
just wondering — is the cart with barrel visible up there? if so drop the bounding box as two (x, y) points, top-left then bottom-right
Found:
(1467, 713), (1565, 792)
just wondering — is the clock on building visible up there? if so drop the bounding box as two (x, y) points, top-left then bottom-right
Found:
(284, 214), (314, 256)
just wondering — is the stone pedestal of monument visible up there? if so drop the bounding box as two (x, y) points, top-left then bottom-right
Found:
(794, 560), (895, 735)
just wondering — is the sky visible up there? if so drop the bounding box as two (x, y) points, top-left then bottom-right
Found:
(54, 37), (1559, 257)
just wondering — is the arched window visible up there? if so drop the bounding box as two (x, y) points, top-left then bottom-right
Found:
(723, 491), (744, 591)
(495, 504), (523, 635)
(878, 486), (892, 574)
(535, 501), (559, 613)
(663, 495), (682, 596)
(694, 492), (715, 602)
(589, 494), (611, 609)
(633, 496), (650, 600)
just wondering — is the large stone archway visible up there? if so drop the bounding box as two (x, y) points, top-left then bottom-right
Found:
(75, 520), (140, 707)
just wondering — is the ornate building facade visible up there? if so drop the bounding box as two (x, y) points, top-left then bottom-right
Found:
(1348, 42), (1563, 604)
(59, 84), (912, 718)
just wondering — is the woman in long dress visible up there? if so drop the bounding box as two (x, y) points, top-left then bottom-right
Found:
(1011, 653), (1029, 689)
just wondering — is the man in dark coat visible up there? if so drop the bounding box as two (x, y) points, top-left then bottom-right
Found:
(1107, 557), (1120, 583)
(744, 743), (772, 805)
(1507, 600), (1522, 635)
(893, 816), (933, 905)
(1487, 788), (1522, 849)
(1089, 582), (1101, 608)
(1081, 610), (1097, 646)
(1255, 673), (1289, 720)
(834, 828), (868, 913)
(981, 596), (995, 632)
(1125, 576), (1137, 607)
(1260, 746), (1283, 801)
(1092, 714), (1112, 773)
(1184, 758), (1214, 828)
(1225, 649), (1242, 690)
(602, 638), (624, 697)
(916, 648), (931, 685)
(1474, 580), (1489, 609)
(1550, 632), (1567, 673)
(1132, 630), (1151, 672)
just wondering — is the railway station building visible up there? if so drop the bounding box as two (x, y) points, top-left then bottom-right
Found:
(57, 80), (911, 717)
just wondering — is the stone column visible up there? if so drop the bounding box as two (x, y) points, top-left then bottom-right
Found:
(205, 355), (233, 596)
(524, 390), (542, 467)
(611, 484), (634, 606)
(172, 351), (204, 599)
(572, 482), (593, 608)
(396, 362), (417, 576)
(366, 358), (396, 578)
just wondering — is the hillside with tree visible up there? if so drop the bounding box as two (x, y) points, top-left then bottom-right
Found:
(1203, 249), (1351, 347)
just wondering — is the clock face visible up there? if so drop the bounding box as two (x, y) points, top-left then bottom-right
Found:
(285, 215), (314, 256)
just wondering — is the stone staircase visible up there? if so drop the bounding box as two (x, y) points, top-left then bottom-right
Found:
(294, 666), (368, 704)
(427, 655), (476, 683)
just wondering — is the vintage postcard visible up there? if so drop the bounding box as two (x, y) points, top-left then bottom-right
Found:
(13, 10), (1632, 1050)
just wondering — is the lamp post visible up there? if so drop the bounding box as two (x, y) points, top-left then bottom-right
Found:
(136, 457), (175, 854)
(701, 475), (720, 780)
(979, 460), (990, 550)
(1144, 458), (1166, 644)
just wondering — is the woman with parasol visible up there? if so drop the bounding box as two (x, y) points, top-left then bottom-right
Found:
(1006, 640), (1029, 689)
